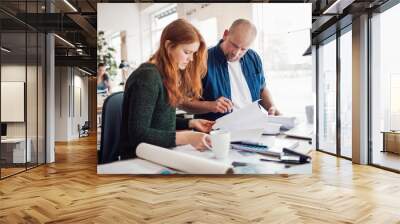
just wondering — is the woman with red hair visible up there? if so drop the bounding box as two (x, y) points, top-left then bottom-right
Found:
(119, 19), (214, 159)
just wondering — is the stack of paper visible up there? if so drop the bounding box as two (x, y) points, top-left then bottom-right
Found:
(212, 101), (296, 135)
(284, 122), (314, 140)
(213, 101), (268, 131)
(263, 123), (281, 135)
(266, 116), (297, 130)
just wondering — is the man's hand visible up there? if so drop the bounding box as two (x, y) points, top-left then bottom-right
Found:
(268, 106), (281, 116)
(207, 97), (233, 113)
(189, 119), (215, 133)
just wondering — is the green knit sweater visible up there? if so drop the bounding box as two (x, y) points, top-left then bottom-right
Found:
(119, 63), (189, 159)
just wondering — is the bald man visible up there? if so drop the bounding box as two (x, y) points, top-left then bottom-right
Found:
(181, 19), (280, 121)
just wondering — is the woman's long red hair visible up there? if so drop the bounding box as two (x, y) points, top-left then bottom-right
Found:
(149, 19), (207, 107)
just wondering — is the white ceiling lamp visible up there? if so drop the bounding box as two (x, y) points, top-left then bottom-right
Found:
(63, 0), (78, 12)
(1, 47), (11, 53)
(54, 34), (75, 48)
(323, 0), (355, 15)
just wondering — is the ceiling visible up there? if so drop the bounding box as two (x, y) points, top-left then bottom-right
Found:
(0, 0), (393, 73)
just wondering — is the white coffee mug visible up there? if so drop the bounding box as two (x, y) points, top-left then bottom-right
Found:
(202, 130), (231, 160)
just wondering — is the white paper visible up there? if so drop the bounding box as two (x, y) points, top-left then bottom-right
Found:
(213, 101), (298, 132)
(97, 159), (173, 174)
(136, 143), (233, 174)
(263, 123), (282, 135)
(213, 101), (270, 131)
(212, 101), (286, 136)
(265, 116), (297, 129)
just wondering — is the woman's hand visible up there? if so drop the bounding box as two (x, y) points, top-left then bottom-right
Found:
(176, 131), (211, 151)
(188, 119), (215, 133)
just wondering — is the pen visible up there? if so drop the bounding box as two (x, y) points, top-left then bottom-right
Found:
(260, 158), (304, 164)
(260, 158), (281, 163)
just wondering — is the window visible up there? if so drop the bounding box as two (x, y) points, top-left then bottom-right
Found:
(109, 32), (122, 91)
(151, 5), (178, 52)
(390, 74), (400, 130)
(318, 36), (337, 155)
(0, 2), (46, 179)
(111, 33), (121, 69)
(252, 4), (312, 122)
(371, 3), (400, 171)
(340, 28), (352, 158)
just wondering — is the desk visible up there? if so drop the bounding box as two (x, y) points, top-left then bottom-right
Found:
(1, 138), (31, 163)
(97, 135), (312, 175)
(382, 131), (400, 154)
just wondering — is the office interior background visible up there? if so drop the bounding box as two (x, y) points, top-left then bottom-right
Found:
(0, 0), (400, 222)
(0, 0), (98, 179)
(1, 0), (399, 178)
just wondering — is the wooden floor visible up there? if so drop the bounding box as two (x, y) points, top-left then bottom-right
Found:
(1, 135), (400, 223)
(373, 150), (400, 171)
(1, 167), (26, 178)
(1, 163), (45, 178)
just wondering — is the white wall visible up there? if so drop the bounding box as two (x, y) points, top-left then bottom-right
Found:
(55, 66), (70, 141)
(54, 67), (89, 141)
(1, 65), (26, 82)
(71, 74), (89, 138)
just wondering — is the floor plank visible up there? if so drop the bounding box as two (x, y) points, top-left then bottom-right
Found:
(0, 135), (400, 223)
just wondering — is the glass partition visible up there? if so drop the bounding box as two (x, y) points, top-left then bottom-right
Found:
(339, 28), (352, 158)
(317, 35), (337, 155)
(0, 1), (46, 179)
(370, 3), (400, 171)
(27, 31), (38, 169)
(1, 31), (28, 178)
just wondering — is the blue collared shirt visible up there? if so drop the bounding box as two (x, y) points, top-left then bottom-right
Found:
(197, 40), (266, 121)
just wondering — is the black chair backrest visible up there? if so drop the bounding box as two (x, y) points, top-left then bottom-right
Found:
(82, 121), (90, 130)
(98, 91), (124, 164)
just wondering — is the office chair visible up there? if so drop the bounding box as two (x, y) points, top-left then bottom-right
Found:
(98, 91), (124, 164)
(78, 121), (90, 138)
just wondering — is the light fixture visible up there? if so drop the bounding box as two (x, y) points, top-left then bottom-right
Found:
(63, 0), (78, 12)
(322, 0), (355, 15)
(1, 47), (11, 53)
(78, 67), (92, 76)
(54, 34), (75, 48)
